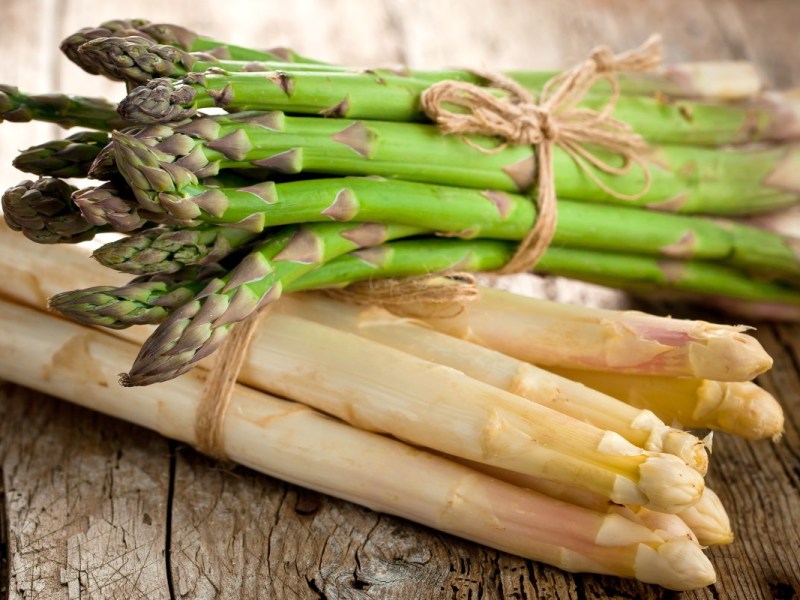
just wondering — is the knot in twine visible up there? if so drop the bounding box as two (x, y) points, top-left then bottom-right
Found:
(420, 35), (662, 274)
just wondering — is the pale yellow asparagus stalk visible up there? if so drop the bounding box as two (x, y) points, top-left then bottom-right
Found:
(455, 459), (700, 544)
(457, 459), (731, 547)
(276, 293), (708, 473)
(548, 367), (784, 441)
(234, 311), (705, 512)
(412, 286), (772, 382)
(0, 298), (716, 590)
(643, 61), (762, 100)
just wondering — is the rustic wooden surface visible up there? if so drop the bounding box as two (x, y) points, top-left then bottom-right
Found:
(1, 1), (800, 598)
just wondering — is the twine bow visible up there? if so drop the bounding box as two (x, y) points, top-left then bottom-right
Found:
(420, 35), (663, 273)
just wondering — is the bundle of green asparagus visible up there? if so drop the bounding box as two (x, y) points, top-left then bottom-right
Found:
(0, 18), (792, 590)
(0, 219), (784, 590)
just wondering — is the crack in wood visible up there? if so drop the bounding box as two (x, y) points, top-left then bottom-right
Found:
(0, 467), (8, 600)
(165, 443), (177, 600)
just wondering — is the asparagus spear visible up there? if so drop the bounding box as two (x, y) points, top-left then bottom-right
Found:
(207, 309), (708, 512)
(548, 367), (785, 441)
(409, 283), (772, 381)
(92, 225), (258, 274)
(462, 460), (732, 547)
(94, 132), (800, 280)
(1, 178), (106, 244)
(0, 299), (716, 590)
(276, 293), (708, 473)
(49, 264), (223, 329)
(12, 131), (110, 178)
(60, 20), (320, 78)
(122, 221), (422, 385)
(107, 113), (800, 215)
(87, 36), (799, 146)
(0, 85), (130, 131)
(535, 246), (800, 308)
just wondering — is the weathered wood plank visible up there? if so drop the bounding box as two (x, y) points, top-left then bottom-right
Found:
(0, 384), (172, 599)
(1, 0), (800, 598)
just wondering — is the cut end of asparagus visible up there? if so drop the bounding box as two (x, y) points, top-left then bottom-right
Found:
(663, 61), (762, 100)
(118, 77), (199, 123)
(633, 538), (716, 591)
(760, 90), (800, 142)
(679, 488), (734, 546)
(764, 144), (800, 193)
(637, 454), (705, 513)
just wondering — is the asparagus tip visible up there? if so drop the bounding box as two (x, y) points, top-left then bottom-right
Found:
(633, 538), (716, 591)
(680, 488), (734, 547)
(637, 454), (705, 513)
(118, 77), (198, 123)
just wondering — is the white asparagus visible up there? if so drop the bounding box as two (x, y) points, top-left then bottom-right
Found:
(410, 286), (773, 382)
(275, 293), (709, 473)
(0, 298), (716, 590)
(548, 367), (784, 441)
(234, 310), (705, 512)
(679, 488), (734, 546)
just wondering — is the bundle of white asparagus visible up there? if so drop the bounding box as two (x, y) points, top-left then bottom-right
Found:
(0, 220), (785, 590)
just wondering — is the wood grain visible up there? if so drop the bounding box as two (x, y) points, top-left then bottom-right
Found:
(1, 1), (800, 598)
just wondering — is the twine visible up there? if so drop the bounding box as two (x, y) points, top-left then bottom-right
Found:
(194, 304), (273, 459)
(194, 36), (662, 459)
(421, 35), (661, 273)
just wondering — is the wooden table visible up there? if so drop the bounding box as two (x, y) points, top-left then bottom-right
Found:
(1, 1), (799, 598)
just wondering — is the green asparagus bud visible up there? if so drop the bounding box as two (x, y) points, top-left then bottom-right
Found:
(2, 178), (105, 244)
(49, 264), (223, 329)
(13, 131), (110, 178)
(92, 225), (258, 274)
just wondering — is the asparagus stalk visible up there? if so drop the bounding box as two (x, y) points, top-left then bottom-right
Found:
(1, 178), (107, 244)
(96, 133), (800, 280)
(535, 246), (800, 308)
(107, 112), (800, 215)
(77, 36), (796, 148)
(276, 293), (708, 473)
(12, 131), (110, 178)
(122, 221), (422, 385)
(547, 367), (785, 441)
(188, 305), (709, 512)
(410, 284), (772, 382)
(0, 85), (130, 131)
(60, 20), (320, 78)
(0, 298), (716, 590)
(92, 225), (258, 274)
(461, 460), (732, 547)
(47, 258), (709, 476)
